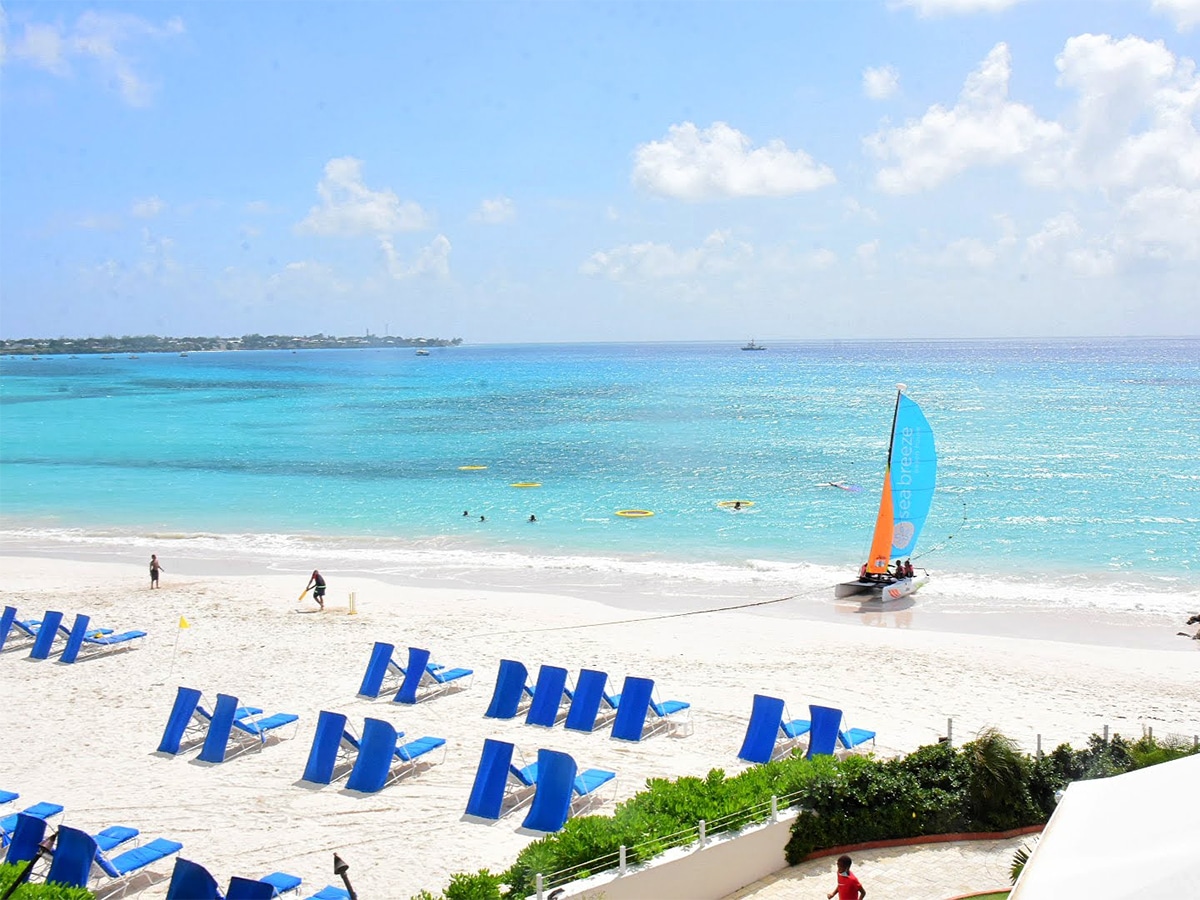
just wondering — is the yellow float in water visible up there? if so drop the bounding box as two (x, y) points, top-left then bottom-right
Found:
(510, 482), (542, 488)
(616, 509), (654, 518)
(716, 500), (755, 509)
(458, 465), (488, 470)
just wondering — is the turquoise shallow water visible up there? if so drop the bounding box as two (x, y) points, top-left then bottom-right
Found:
(1, 339), (1197, 618)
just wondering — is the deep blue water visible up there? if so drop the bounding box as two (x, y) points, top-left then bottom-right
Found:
(2, 339), (1197, 613)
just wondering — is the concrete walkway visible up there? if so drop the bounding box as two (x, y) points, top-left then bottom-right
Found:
(725, 835), (1031, 900)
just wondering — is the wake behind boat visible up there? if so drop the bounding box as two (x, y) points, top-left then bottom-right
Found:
(835, 384), (937, 600)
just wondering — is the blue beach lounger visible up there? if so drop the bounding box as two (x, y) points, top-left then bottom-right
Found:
(198, 693), (299, 763)
(46, 824), (182, 891)
(1, 802), (64, 848)
(226, 872), (303, 900)
(59, 613), (146, 663)
(3, 813), (48, 865)
(0, 606), (44, 651)
(524, 664), (571, 727)
(27, 611), (65, 660)
(357, 641), (402, 698)
(737, 694), (812, 764)
(483, 659), (535, 719)
(395, 646), (473, 704)
(232, 872), (303, 898)
(564, 668), (619, 733)
(301, 711), (373, 785)
(345, 718), (445, 793)
(464, 738), (518, 820)
(0, 790), (16, 805)
(610, 676), (692, 741)
(307, 887), (351, 900)
(804, 705), (876, 758)
(521, 749), (577, 833)
(166, 857), (221, 900)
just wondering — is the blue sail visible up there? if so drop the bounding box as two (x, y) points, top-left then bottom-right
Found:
(888, 394), (937, 558)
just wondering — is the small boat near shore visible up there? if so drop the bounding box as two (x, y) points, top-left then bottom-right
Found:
(834, 384), (937, 600)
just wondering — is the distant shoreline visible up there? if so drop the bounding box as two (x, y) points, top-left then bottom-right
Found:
(0, 334), (463, 355)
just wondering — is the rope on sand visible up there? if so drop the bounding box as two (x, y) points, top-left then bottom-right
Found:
(468, 594), (797, 638)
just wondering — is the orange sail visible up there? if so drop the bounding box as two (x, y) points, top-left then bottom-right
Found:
(865, 470), (894, 574)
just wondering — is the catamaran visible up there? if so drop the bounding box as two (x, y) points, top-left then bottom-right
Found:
(834, 384), (937, 600)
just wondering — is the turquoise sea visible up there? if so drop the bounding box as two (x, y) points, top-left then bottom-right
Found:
(1, 339), (1198, 622)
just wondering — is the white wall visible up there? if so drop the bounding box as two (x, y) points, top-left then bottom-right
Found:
(552, 812), (797, 900)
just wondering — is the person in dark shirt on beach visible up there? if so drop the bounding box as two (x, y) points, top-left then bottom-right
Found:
(828, 855), (866, 900)
(150, 554), (163, 588)
(306, 569), (326, 610)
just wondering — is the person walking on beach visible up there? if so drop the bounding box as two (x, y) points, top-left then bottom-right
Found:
(828, 855), (866, 900)
(306, 569), (326, 610)
(150, 554), (163, 589)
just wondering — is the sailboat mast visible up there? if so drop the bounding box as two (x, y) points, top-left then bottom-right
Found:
(884, 384), (905, 469)
(864, 384), (906, 575)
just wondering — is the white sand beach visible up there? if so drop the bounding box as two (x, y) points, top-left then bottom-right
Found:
(3, 553), (1199, 899)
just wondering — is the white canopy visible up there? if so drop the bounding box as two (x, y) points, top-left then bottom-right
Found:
(1010, 751), (1200, 898)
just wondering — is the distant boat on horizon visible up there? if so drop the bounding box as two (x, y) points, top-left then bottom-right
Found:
(415, 349), (431, 356)
(741, 339), (766, 351)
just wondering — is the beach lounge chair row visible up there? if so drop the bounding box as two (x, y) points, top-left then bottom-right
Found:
(357, 641), (474, 703)
(465, 739), (617, 832)
(2, 800), (182, 895)
(485, 660), (693, 740)
(0, 605), (146, 662)
(301, 710), (446, 792)
(737, 694), (876, 765)
(157, 686), (299, 762)
(166, 857), (303, 899)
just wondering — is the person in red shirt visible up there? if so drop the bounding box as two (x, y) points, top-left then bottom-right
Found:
(828, 855), (866, 900)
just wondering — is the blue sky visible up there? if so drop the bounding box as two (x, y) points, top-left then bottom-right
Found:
(2, 0), (1199, 342)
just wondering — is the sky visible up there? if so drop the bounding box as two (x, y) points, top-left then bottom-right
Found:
(2, 0), (1199, 343)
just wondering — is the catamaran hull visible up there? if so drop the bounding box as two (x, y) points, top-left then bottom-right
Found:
(834, 576), (929, 600)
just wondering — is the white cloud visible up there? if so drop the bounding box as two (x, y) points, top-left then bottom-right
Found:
(893, 0), (1028, 14)
(867, 43), (1065, 194)
(1052, 33), (1200, 192)
(297, 158), (432, 237)
(580, 230), (752, 279)
(1153, 0), (1200, 32)
(1024, 212), (1082, 261)
(844, 197), (880, 223)
(863, 65), (900, 100)
(470, 197), (515, 224)
(379, 234), (452, 279)
(903, 215), (1017, 269)
(4, 10), (183, 106)
(869, 35), (1200, 203)
(1117, 186), (1200, 260)
(632, 121), (836, 200)
(131, 196), (165, 219)
(856, 240), (880, 270)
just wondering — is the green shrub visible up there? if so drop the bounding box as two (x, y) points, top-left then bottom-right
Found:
(0, 864), (94, 899)
(420, 730), (1194, 899)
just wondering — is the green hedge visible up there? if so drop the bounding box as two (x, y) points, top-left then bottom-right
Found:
(0, 864), (94, 900)
(414, 731), (1198, 900)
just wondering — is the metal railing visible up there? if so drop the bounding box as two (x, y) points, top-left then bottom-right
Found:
(528, 719), (1200, 899)
(533, 789), (805, 897)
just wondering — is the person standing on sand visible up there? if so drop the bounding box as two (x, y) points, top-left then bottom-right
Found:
(306, 569), (326, 610)
(150, 554), (163, 589)
(828, 855), (866, 900)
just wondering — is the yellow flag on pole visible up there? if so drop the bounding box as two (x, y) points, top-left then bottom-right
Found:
(179, 616), (191, 629)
